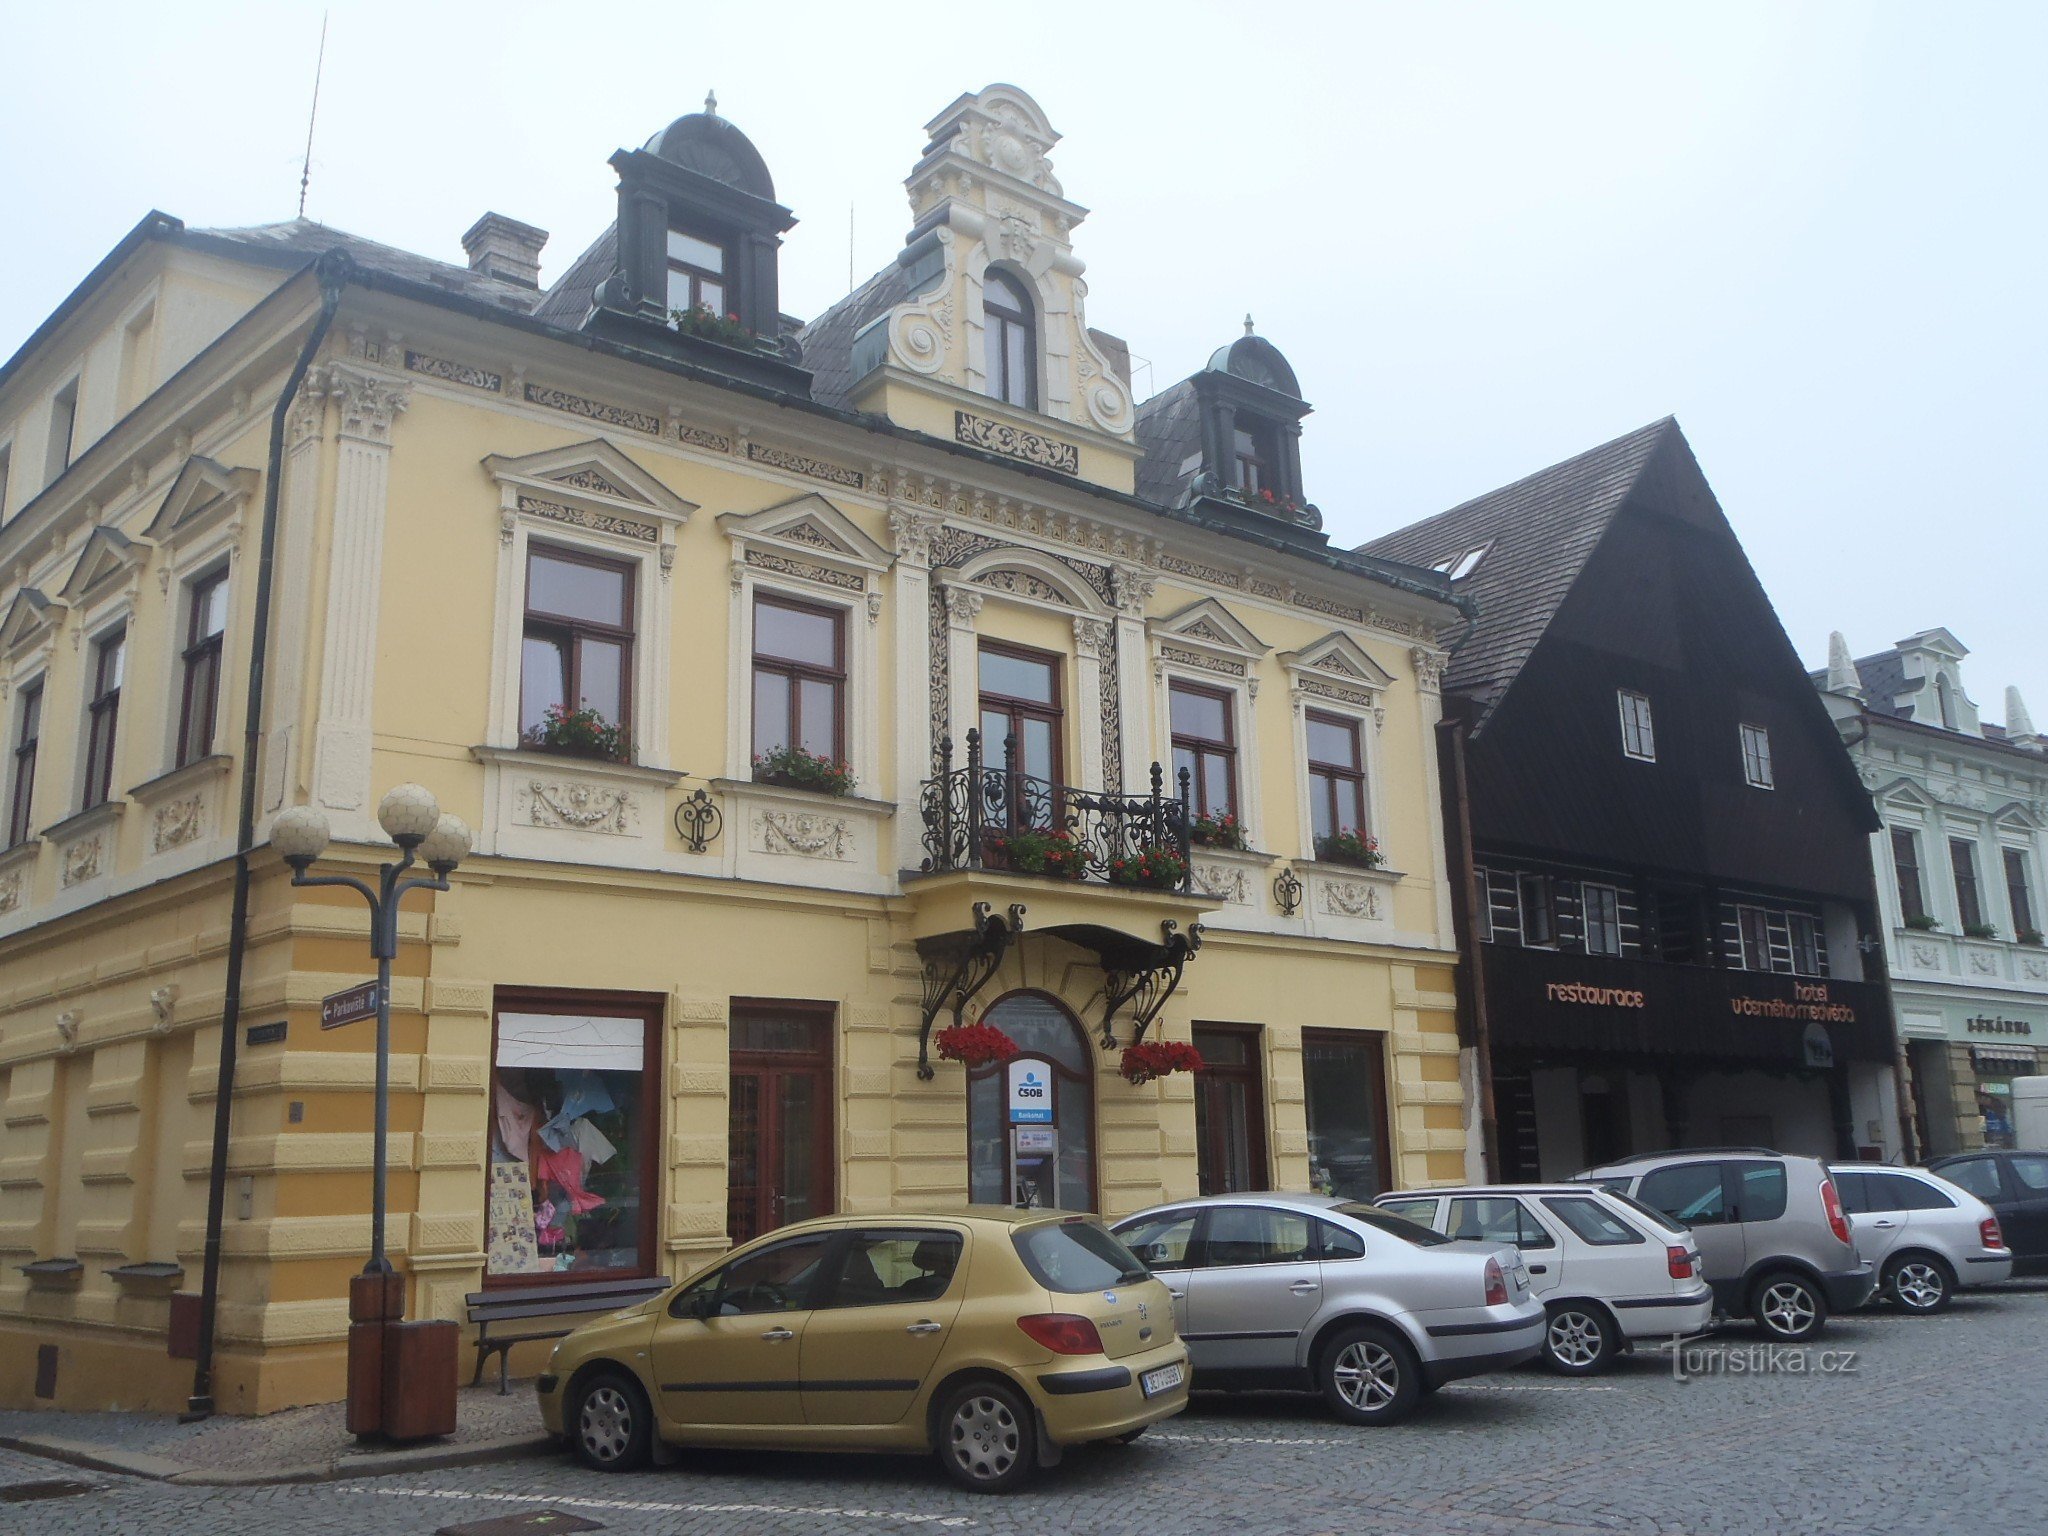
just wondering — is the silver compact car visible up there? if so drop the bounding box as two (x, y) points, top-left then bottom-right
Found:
(1111, 1193), (1544, 1425)
(1577, 1149), (1875, 1340)
(1377, 1184), (1713, 1374)
(1829, 1163), (2013, 1312)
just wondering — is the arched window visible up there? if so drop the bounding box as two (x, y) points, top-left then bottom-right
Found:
(967, 992), (1094, 1210)
(1936, 674), (1958, 730)
(981, 270), (1037, 410)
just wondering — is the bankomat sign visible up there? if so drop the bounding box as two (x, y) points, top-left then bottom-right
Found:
(1008, 1060), (1053, 1123)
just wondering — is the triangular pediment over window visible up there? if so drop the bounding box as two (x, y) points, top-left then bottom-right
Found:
(482, 439), (697, 529)
(0, 587), (62, 657)
(717, 493), (893, 573)
(143, 456), (258, 545)
(1868, 776), (1934, 810)
(1148, 597), (1268, 659)
(59, 524), (149, 603)
(1991, 799), (2044, 831)
(1280, 631), (1396, 692)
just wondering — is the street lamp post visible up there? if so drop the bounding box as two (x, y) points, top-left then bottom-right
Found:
(271, 787), (470, 1274)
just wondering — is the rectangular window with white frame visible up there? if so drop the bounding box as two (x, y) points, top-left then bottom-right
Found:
(2005, 847), (2039, 941)
(1582, 882), (1622, 956)
(751, 592), (845, 766)
(1736, 904), (1772, 971)
(1519, 872), (1557, 947)
(0, 442), (12, 524)
(1892, 827), (1927, 923)
(82, 627), (125, 810)
(1788, 911), (1822, 976)
(8, 679), (41, 847)
(519, 545), (635, 759)
(1950, 837), (1986, 932)
(1618, 689), (1656, 762)
(175, 567), (229, 768)
(1739, 722), (1773, 788)
(1305, 710), (1367, 855)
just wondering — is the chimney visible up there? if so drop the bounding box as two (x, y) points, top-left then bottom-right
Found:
(460, 213), (548, 290)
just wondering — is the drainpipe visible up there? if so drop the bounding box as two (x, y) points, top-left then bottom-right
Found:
(1440, 711), (1500, 1181)
(1847, 719), (1919, 1162)
(185, 251), (352, 1420)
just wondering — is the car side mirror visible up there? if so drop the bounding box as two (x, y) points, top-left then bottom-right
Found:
(683, 1291), (717, 1320)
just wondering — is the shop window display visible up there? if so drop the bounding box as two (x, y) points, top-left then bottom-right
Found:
(487, 1009), (651, 1278)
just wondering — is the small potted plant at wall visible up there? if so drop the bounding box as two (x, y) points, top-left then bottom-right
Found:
(988, 825), (1086, 879)
(1119, 1038), (1205, 1086)
(1190, 811), (1249, 851)
(1964, 921), (1999, 940)
(2019, 928), (2045, 947)
(933, 1020), (1022, 1069)
(1314, 827), (1385, 870)
(1903, 913), (1942, 932)
(669, 303), (758, 349)
(523, 702), (627, 762)
(1108, 842), (1188, 891)
(752, 745), (857, 795)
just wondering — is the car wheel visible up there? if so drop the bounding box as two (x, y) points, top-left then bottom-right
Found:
(1318, 1324), (1421, 1426)
(1883, 1253), (1954, 1314)
(568, 1367), (652, 1473)
(937, 1379), (1037, 1494)
(1751, 1272), (1828, 1341)
(1543, 1302), (1617, 1375)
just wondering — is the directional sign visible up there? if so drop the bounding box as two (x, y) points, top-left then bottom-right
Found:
(321, 979), (383, 1031)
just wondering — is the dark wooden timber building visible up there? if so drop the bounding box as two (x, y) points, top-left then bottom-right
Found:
(1363, 419), (1906, 1176)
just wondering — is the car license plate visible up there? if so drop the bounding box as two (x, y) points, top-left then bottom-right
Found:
(1141, 1363), (1184, 1398)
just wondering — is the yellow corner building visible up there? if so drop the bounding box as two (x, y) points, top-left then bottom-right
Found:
(0, 85), (1473, 1414)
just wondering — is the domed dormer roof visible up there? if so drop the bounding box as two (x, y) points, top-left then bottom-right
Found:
(1205, 324), (1302, 399)
(642, 94), (776, 200)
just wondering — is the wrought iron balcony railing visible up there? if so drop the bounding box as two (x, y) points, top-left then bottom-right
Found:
(918, 729), (1194, 893)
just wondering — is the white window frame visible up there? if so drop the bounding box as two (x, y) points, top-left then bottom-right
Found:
(1618, 689), (1656, 762)
(483, 444), (695, 767)
(1280, 633), (1395, 866)
(1788, 911), (1822, 976)
(719, 495), (893, 789)
(1582, 881), (1623, 956)
(45, 376), (81, 487)
(155, 541), (238, 776)
(1739, 721), (1773, 789)
(1518, 871), (1558, 947)
(1736, 903), (1774, 972)
(0, 438), (13, 524)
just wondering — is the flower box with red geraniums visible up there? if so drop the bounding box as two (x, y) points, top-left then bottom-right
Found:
(988, 825), (1087, 880)
(1190, 812), (1249, 851)
(1120, 1039), (1205, 1086)
(934, 1021), (1022, 1070)
(1314, 828), (1385, 870)
(522, 703), (627, 762)
(669, 304), (760, 350)
(753, 745), (857, 796)
(1108, 843), (1188, 891)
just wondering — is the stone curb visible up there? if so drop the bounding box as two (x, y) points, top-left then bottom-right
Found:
(0, 1430), (558, 1486)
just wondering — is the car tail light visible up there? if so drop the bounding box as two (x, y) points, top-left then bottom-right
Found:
(1821, 1178), (1853, 1247)
(1483, 1257), (1508, 1307)
(1017, 1313), (1105, 1355)
(1981, 1216), (2004, 1250)
(1667, 1245), (1694, 1280)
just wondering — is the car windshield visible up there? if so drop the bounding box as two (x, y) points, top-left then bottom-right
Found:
(1014, 1218), (1149, 1292)
(1603, 1189), (1688, 1236)
(1335, 1202), (1452, 1246)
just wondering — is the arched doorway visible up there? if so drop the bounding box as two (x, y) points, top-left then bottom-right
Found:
(967, 991), (1096, 1211)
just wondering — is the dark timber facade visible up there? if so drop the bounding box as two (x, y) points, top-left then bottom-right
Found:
(1364, 419), (1906, 1176)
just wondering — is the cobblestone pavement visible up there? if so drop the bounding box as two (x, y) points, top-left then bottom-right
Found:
(4, 1285), (2043, 1535)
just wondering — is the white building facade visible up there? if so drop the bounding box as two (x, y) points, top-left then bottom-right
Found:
(1817, 628), (2048, 1154)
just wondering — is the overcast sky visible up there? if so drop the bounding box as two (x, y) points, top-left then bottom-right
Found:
(5, 2), (2041, 720)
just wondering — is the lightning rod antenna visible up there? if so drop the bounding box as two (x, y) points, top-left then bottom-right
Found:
(297, 12), (329, 218)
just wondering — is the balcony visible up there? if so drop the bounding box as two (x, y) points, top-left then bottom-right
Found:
(916, 729), (1194, 894)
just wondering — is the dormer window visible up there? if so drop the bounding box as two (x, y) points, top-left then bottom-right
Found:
(1232, 423), (1275, 493)
(666, 227), (729, 321)
(983, 270), (1037, 410)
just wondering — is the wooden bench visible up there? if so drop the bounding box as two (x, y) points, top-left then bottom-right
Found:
(466, 1276), (673, 1393)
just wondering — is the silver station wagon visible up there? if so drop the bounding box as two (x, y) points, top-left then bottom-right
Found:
(1111, 1192), (1544, 1425)
(1376, 1183), (1714, 1373)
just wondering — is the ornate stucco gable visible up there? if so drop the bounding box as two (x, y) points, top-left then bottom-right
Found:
(850, 85), (1135, 451)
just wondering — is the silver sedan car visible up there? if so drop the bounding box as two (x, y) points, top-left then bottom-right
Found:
(1111, 1193), (1544, 1425)
(1829, 1163), (2013, 1312)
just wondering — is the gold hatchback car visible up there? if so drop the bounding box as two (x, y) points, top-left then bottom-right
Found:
(536, 1207), (1189, 1493)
